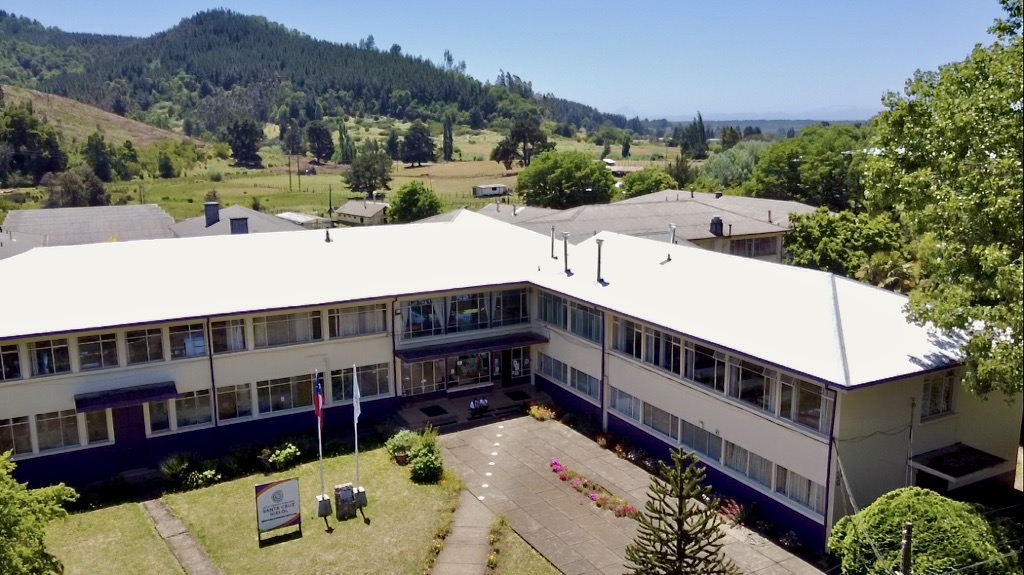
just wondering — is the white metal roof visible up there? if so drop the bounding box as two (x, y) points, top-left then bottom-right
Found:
(0, 212), (958, 388)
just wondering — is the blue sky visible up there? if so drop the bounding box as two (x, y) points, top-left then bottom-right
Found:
(2, 0), (1006, 120)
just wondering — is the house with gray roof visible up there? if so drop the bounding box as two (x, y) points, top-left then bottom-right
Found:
(335, 200), (389, 226)
(170, 202), (306, 237)
(0, 205), (175, 256)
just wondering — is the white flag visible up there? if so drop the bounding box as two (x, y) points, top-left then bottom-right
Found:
(352, 364), (361, 423)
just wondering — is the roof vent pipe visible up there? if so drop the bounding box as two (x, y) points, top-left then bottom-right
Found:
(715, 192), (723, 199)
(669, 223), (677, 245)
(728, 223), (733, 237)
(596, 239), (604, 283)
(324, 229), (332, 243)
(550, 226), (556, 259)
(563, 232), (571, 275)
(768, 210), (772, 223)
(496, 199), (500, 212)
(690, 190), (694, 198)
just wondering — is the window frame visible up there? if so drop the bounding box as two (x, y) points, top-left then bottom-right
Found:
(538, 291), (568, 330)
(642, 402), (679, 440)
(146, 390), (214, 435)
(569, 302), (602, 343)
(169, 323), (207, 360)
(253, 311), (323, 349)
(0, 415), (32, 456)
(126, 328), (164, 364)
(569, 367), (600, 401)
(921, 370), (956, 420)
(610, 386), (641, 421)
(29, 339), (71, 376)
(328, 304), (388, 339)
(77, 333), (119, 371)
(1, 344), (21, 381)
(331, 363), (391, 403)
(217, 383), (253, 422)
(211, 319), (247, 354)
(256, 374), (314, 415)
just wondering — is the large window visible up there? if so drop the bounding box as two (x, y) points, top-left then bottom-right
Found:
(509, 346), (531, 378)
(570, 302), (602, 343)
(36, 410), (79, 451)
(148, 391), (213, 433)
(84, 411), (111, 444)
(776, 466), (826, 515)
(922, 370), (955, 419)
(681, 420), (722, 461)
(538, 291), (568, 330)
(127, 329), (163, 364)
(730, 237), (778, 258)
(448, 353), (490, 386)
(780, 375), (834, 434)
(645, 327), (682, 375)
(685, 343), (725, 393)
(257, 374), (314, 414)
(254, 311), (322, 348)
(211, 319), (247, 353)
(217, 384), (252, 421)
(643, 403), (679, 440)
(0, 416), (31, 455)
(492, 289), (529, 326)
(402, 299), (444, 339)
(169, 324), (206, 359)
(570, 368), (600, 400)
(611, 317), (643, 360)
(537, 353), (568, 384)
(328, 304), (387, 338)
(1, 344), (21, 381)
(331, 363), (391, 402)
(729, 359), (775, 413)
(30, 339), (71, 376)
(448, 293), (489, 333)
(610, 387), (640, 421)
(78, 333), (119, 370)
(401, 359), (447, 395)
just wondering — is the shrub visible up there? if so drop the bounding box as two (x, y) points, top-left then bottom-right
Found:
(408, 441), (443, 484)
(208, 170), (223, 182)
(528, 404), (556, 421)
(385, 430), (417, 456)
(221, 444), (262, 477)
(159, 453), (200, 489)
(212, 142), (231, 160)
(260, 442), (300, 471)
(186, 466), (222, 489)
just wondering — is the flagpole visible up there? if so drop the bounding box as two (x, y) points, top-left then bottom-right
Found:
(316, 371), (325, 497)
(353, 364), (360, 488)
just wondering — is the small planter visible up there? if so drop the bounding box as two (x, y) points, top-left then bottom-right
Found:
(394, 451), (409, 466)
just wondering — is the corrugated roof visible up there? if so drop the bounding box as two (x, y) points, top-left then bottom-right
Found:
(337, 200), (389, 217)
(0, 212), (958, 388)
(169, 205), (306, 237)
(475, 203), (559, 224)
(1, 205), (175, 246)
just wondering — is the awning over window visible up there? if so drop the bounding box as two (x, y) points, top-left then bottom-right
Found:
(395, 332), (548, 363)
(74, 381), (178, 413)
(909, 443), (1012, 489)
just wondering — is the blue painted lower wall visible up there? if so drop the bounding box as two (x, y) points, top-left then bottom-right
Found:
(606, 413), (826, 550)
(534, 375), (601, 421)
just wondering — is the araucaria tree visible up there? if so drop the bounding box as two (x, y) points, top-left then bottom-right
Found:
(516, 150), (614, 209)
(0, 452), (79, 575)
(625, 449), (737, 575)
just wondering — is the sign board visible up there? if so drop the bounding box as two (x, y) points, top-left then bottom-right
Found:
(255, 478), (301, 536)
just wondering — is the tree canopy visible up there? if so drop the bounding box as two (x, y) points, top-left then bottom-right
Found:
(226, 117), (263, 166)
(305, 120), (334, 163)
(0, 100), (66, 186)
(621, 168), (677, 199)
(343, 140), (392, 197)
(697, 140), (770, 190)
(784, 208), (905, 280)
(400, 120), (436, 166)
(828, 487), (1017, 575)
(0, 452), (78, 575)
(863, 1), (1023, 397)
(388, 180), (442, 223)
(516, 150), (614, 209)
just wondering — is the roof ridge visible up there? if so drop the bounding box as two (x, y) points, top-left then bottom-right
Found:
(829, 274), (853, 388)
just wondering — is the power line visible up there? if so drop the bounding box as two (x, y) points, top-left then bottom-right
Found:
(936, 549), (1020, 575)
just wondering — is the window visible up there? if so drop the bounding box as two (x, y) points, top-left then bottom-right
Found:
(724, 441), (750, 475)
(448, 353), (490, 386)
(922, 371), (955, 419)
(331, 363), (391, 402)
(257, 374), (314, 414)
(509, 346), (531, 378)
(1, 344), (21, 381)
(148, 391), (213, 433)
(211, 319), (247, 353)
(570, 368), (600, 400)
(493, 289), (529, 326)
(729, 359), (775, 413)
(611, 317), (643, 360)
(401, 359), (447, 395)
(253, 312), (322, 348)
(169, 324), (206, 359)
(780, 375), (834, 434)
(218, 384), (253, 421)
(644, 327), (682, 375)
(448, 293), (489, 333)
(538, 291), (568, 330)
(730, 237), (778, 258)
(685, 343), (725, 393)
(402, 299), (444, 339)
(0, 416), (32, 455)
(36, 410), (79, 451)
(84, 411), (111, 444)
(328, 304), (387, 338)
(610, 387), (641, 421)
(149, 400), (170, 433)
(643, 403), (679, 440)
(538, 353), (568, 384)
(570, 302), (602, 343)
(776, 466), (826, 515)
(30, 339), (71, 376)
(78, 333), (119, 370)
(127, 329), (163, 364)
(681, 420), (722, 461)
(748, 452), (774, 487)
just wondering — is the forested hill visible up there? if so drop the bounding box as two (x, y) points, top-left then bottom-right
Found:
(0, 9), (633, 136)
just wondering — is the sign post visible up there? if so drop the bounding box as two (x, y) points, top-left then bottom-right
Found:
(255, 478), (301, 544)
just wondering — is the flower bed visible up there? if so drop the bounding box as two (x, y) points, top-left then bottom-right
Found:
(550, 459), (639, 519)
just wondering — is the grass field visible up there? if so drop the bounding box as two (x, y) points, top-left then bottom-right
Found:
(490, 516), (560, 575)
(46, 502), (184, 575)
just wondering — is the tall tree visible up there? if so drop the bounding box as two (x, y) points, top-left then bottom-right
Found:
(516, 150), (614, 209)
(491, 106), (553, 169)
(282, 121), (305, 156)
(0, 453), (78, 575)
(720, 126), (742, 150)
(83, 132), (113, 182)
(306, 120), (334, 163)
(785, 208), (905, 279)
(621, 136), (631, 158)
(0, 101), (66, 186)
(665, 152), (697, 188)
(441, 110), (454, 162)
(42, 169), (108, 208)
(336, 122), (356, 164)
(384, 129), (401, 161)
(401, 120), (436, 166)
(343, 140), (392, 197)
(489, 137), (520, 170)
(625, 449), (737, 575)
(225, 118), (263, 166)
(388, 180), (442, 223)
(863, 2), (1023, 397)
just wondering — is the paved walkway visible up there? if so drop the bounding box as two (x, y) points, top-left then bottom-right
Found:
(141, 498), (224, 575)
(432, 491), (496, 575)
(441, 416), (824, 575)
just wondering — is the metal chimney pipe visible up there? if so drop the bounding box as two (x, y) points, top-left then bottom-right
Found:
(768, 210), (772, 223)
(496, 199), (500, 212)
(669, 223), (677, 245)
(596, 239), (604, 283)
(562, 232), (571, 274)
(550, 227), (556, 259)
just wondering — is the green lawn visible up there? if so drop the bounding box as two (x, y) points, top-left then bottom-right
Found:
(491, 516), (560, 575)
(46, 502), (184, 575)
(163, 447), (460, 575)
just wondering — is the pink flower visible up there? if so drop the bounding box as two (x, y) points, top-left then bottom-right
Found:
(559, 473), (568, 481)
(588, 493), (598, 501)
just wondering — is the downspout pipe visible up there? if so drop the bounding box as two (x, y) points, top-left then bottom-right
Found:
(205, 317), (218, 426)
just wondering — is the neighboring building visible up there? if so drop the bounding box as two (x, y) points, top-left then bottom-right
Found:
(484, 189), (817, 263)
(0, 227), (46, 260)
(0, 205), (175, 252)
(275, 212), (331, 230)
(170, 203), (306, 237)
(335, 200), (389, 226)
(472, 183), (509, 198)
(0, 212), (1018, 552)
(474, 202), (559, 224)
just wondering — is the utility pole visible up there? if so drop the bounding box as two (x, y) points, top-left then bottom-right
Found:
(899, 521), (912, 575)
(288, 155), (293, 192)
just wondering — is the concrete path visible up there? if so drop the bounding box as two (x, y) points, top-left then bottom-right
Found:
(441, 416), (824, 575)
(141, 498), (225, 575)
(432, 490), (497, 575)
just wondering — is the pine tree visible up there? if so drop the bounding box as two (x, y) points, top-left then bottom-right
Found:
(442, 112), (454, 162)
(625, 449), (737, 575)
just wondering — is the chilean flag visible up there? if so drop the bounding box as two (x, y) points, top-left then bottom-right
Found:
(313, 372), (325, 430)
